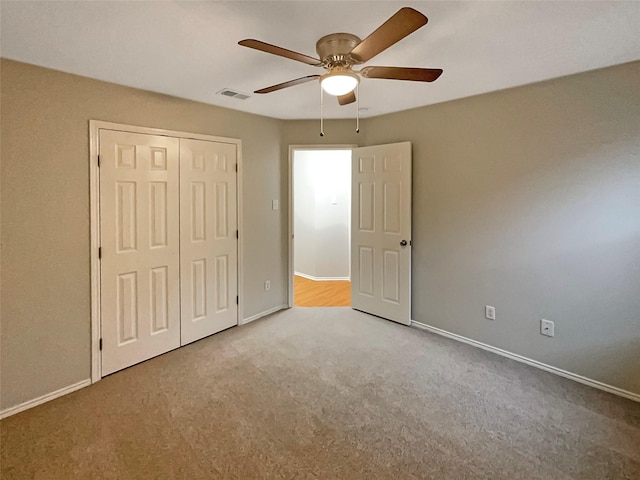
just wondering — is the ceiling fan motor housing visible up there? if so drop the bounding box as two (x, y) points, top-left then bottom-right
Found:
(316, 33), (362, 67)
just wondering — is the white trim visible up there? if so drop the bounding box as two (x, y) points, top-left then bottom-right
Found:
(89, 120), (241, 144)
(294, 271), (350, 281)
(240, 304), (288, 325)
(0, 379), (92, 419)
(89, 120), (242, 383)
(288, 144), (357, 308)
(411, 320), (640, 403)
(89, 121), (101, 383)
(236, 142), (244, 327)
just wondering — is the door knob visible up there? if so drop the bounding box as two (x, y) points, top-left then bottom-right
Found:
(400, 240), (408, 247)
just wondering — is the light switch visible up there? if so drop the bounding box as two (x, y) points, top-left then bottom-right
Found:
(272, 199), (279, 210)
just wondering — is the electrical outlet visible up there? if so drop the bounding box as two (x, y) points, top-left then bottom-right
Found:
(272, 200), (279, 211)
(485, 305), (496, 320)
(541, 319), (555, 337)
(264, 280), (271, 291)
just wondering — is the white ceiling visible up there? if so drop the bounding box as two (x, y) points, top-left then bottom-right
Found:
(1, 1), (639, 120)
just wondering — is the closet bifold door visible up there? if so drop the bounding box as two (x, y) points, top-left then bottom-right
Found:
(179, 138), (238, 345)
(100, 130), (181, 376)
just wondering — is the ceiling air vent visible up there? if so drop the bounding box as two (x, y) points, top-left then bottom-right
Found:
(217, 89), (251, 100)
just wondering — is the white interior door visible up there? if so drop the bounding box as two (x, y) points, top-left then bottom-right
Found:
(100, 130), (181, 375)
(180, 138), (238, 345)
(351, 142), (412, 325)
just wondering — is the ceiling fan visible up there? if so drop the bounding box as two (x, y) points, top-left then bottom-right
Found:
(238, 7), (443, 107)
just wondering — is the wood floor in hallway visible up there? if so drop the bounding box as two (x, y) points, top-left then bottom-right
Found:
(294, 275), (351, 306)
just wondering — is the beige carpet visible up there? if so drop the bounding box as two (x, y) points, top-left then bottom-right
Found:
(2, 307), (639, 479)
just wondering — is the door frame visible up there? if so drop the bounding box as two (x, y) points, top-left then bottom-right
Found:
(287, 144), (357, 308)
(89, 120), (243, 383)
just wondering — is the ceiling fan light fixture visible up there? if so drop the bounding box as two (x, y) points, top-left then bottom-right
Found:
(320, 69), (359, 96)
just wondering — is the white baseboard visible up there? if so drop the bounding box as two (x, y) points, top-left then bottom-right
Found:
(240, 304), (288, 325)
(294, 272), (350, 281)
(0, 378), (92, 419)
(411, 321), (640, 403)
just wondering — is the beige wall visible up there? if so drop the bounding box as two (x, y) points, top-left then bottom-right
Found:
(0, 59), (287, 409)
(360, 61), (640, 395)
(2, 58), (639, 411)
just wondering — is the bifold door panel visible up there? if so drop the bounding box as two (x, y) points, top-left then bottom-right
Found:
(180, 138), (238, 345)
(100, 130), (238, 376)
(100, 131), (182, 375)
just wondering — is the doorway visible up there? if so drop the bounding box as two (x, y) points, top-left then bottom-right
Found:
(289, 146), (354, 307)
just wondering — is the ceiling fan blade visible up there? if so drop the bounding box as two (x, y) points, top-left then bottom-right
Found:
(254, 75), (321, 94)
(338, 91), (356, 106)
(360, 66), (443, 82)
(239, 39), (322, 66)
(350, 8), (428, 63)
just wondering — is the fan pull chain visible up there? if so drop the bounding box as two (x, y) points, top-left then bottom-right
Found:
(356, 84), (360, 134)
(320, 85), (325, 137)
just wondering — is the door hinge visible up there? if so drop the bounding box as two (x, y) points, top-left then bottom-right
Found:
(236, 296), (239, 305)
(236, 230), (239, 239)
(97, 155), (101, 167)
(98, 247), (102, 259)
(99, 338), (103, 350)
(235, 163), (238, 172)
